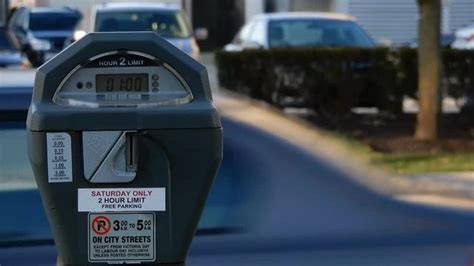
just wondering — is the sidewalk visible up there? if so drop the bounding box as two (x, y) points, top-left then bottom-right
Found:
(410, 172), (474, 197)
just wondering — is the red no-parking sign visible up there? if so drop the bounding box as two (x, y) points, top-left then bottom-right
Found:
(91, 215), (111, 235)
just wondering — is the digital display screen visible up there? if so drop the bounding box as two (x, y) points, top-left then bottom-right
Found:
(96, 74), (149, 93)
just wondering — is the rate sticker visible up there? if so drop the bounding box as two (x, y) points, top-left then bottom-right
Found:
(47, 133), (72, 183)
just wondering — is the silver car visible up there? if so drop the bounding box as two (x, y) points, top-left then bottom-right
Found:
(92, 3), (205, 60)
(225, 12), (375, 51)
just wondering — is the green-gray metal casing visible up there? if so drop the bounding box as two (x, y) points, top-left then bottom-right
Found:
(26, 32), (223, 264)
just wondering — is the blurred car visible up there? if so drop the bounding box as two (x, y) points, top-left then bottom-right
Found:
(224, 12), (375, 51)
(91, 2), (206, 60)
(0, 28), (22, 68)
(7, 7), (82, 67)
(409, 33), (455, 48)
(452, 22), (474, 49)
(224, 12), (376, 107)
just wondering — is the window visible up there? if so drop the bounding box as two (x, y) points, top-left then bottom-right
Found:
(268, 19), (375, 48)
(233, 21), (254, 44)
(29, 12), (80, 31)
(9, 9), (25, 29)
(249, 20), (266, 45)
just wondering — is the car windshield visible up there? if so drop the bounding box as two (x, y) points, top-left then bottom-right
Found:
(268, 19), (375, 48)
(95, 10), (191, 38)
(0, 31), (16, 51)
(29, 12), (81, 31)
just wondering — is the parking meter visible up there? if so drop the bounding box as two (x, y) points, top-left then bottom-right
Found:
(26, 32), (222, 265)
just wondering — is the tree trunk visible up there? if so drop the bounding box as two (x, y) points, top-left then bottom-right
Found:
(415, 0), (441, 140)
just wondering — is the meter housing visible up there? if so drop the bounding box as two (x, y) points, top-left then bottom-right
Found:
(27, 32), (222, 265)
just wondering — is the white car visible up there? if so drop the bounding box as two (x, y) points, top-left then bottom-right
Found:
(224, 12), (375, 51)
(452, 23), (474, 49)
(89, 2), (207, 60)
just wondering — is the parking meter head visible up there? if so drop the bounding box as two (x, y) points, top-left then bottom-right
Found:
(28, 32), (220, 131)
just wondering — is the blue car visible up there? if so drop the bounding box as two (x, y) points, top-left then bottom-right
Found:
(8, 7), (82, 67)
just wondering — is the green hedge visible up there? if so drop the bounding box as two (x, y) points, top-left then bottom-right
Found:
(216, 48), (474, 115)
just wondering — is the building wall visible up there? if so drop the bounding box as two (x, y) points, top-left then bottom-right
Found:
(331, 0), (348, 13)
(344, 0), (474, 45)
(449, 0), (474, 33)
(346, 0), (418, 44)
(1, 0), (8, 26)
(245, 0), (264, 22)
(10, 0), (35, 7)
(271, 0), (331, 12)
(289, 0), (331, 11)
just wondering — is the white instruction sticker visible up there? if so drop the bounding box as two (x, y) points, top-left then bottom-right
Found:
(78, 188), (166, 212)
(88, 212), (155, 263)
(47, 132), (73, 183)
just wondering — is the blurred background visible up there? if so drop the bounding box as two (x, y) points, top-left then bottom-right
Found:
(3, 0), (474, 52)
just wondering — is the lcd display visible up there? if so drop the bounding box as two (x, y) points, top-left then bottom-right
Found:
(96, 74), (149, 93)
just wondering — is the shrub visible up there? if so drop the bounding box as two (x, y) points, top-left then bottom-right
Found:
(215, 48), (474, 116)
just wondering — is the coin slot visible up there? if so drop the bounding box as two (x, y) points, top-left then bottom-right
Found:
(126, 133), (137, 172)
